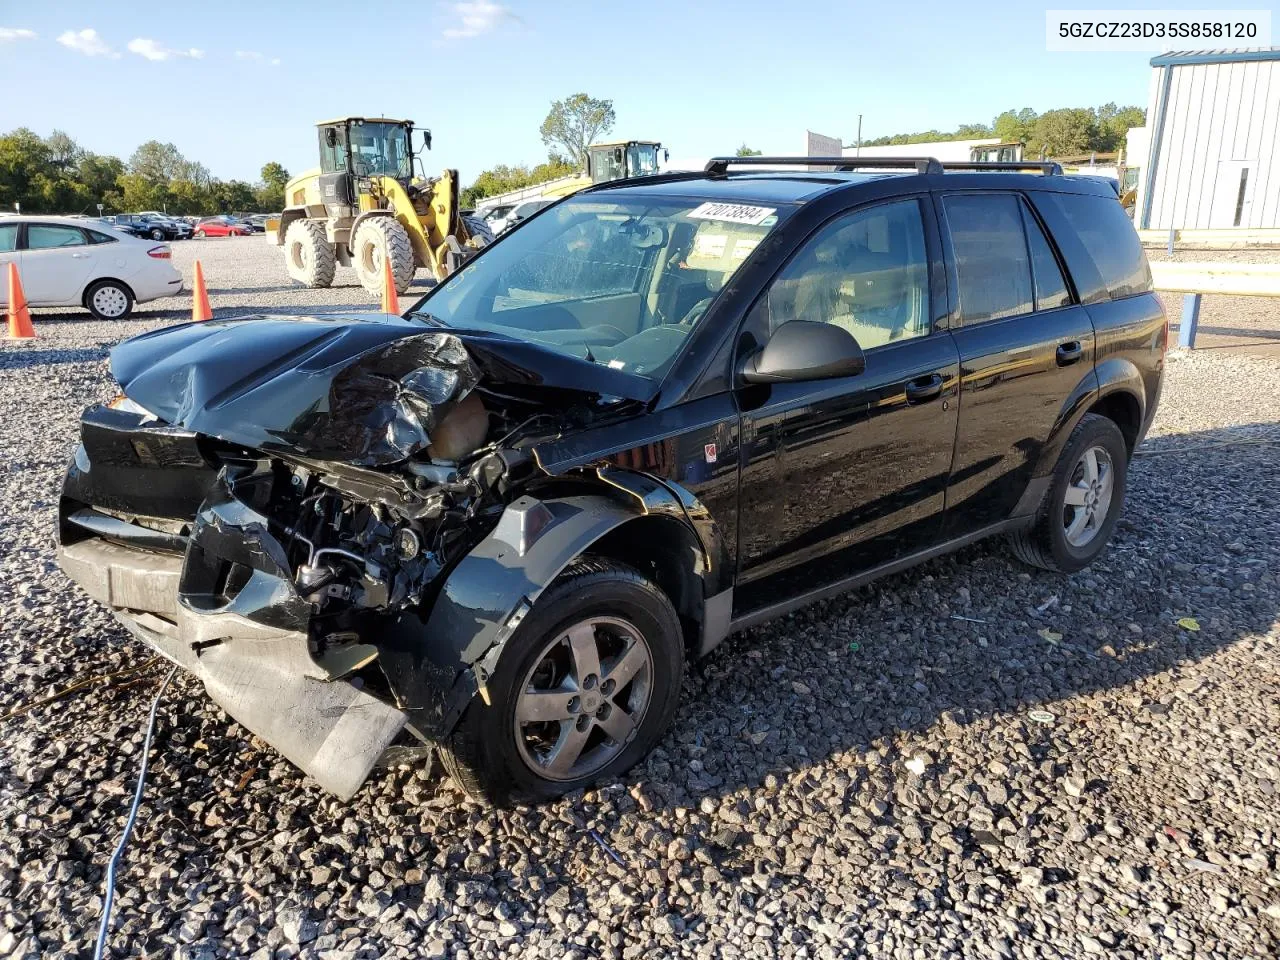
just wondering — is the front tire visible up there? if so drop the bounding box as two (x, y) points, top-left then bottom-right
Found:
(352, 217), (415, 295)
(1009, 413), (1129, 573)
(150, 228), (165, 241)
(194, 230), (206, 238)
(284, 219), (336, 288)
(84, 280), (134, 321)
(441, 558), (685, 805)
(460, 214), (495, 248)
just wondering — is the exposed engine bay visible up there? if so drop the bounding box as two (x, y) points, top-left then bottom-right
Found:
(56, 313), (712, 798)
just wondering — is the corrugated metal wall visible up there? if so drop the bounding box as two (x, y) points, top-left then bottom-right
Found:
(1145, 58), (1280, 229)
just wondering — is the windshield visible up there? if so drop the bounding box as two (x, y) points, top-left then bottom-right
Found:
(410, 195), (789, 380)
(628, 144), (660, 177)
(349, 121), (413, 179)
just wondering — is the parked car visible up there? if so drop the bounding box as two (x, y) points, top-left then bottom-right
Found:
(111, 214), (188, 242)
(493, 198), (555, 234)
(193, 216), (252, 238)
(55, 158), (1165, 803)
(0, 215), (182, 320)
(94, 216), (151, 239)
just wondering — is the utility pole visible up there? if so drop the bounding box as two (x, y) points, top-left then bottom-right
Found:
(856, 114), (862, 157)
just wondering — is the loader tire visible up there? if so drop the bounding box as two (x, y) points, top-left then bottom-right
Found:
(353, 217), (415, 296)
(460, 214), (495, 248)
(284, 220), (336, 289)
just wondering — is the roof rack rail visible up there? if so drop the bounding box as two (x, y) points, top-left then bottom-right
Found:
(704, 156), (944, 176)
(941, 161), (1064, 175)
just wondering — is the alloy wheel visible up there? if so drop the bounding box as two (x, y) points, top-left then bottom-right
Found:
(513, 616), (654, 781)
(1062, 444), (1114, 547)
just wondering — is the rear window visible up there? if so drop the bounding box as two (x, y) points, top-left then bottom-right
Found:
(1042, 193), (1151, 299)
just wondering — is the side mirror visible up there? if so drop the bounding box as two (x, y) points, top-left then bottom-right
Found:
(422, 129), (433, 151)
(325, 128), (338, 148)
(742, 321), (865, 384)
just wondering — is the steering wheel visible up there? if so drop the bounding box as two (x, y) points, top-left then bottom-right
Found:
(678, 297), (714, 327)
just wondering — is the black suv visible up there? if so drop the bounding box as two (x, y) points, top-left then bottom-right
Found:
(56, 157), (1165, 803)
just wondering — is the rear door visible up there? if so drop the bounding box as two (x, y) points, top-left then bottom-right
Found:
(18, 223), (98, 304)
(733, 196), (960, 615)
(937, 192), (1096, 535)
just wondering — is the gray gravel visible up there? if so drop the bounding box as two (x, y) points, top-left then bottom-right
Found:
(2, 238), (1279, 959)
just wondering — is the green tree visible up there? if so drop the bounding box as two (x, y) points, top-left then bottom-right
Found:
(954, 122), (993, 138)
(993, 108), (1038, 145)
(45, 130), (82, 171)
(1095, 103), (1146, 151)
(540, 93), (615, 167)
(1028, 108), (1099, 157)
(735, 144), (762, 157)
(0, 128), (52, 210)
(77, 153), (125, 210)
(257, 161), (290, 211)
(211, 179), (258, 213)
(118, 172), (169, 212)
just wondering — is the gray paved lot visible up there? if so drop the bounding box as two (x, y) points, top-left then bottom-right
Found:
(2, 236), (1278, 959)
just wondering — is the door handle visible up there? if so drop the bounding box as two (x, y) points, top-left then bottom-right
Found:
(905, 373), (944, 404)
(1056, 341), (1084, 366)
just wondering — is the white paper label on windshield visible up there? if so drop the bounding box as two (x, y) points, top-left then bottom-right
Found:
(732, 237), (761, 260)
(688, 202), (776, 226)
(694, 233), (728, 257)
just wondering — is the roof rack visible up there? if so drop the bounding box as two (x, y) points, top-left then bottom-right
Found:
(941, 161), (1064, 175)
(704, 156), (944, 176)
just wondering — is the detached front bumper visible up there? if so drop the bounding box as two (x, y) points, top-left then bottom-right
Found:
(57, 413), (408, 798)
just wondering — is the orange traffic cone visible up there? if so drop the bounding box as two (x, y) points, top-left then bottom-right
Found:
(381, 253), (400, 315)
(6, 262), (35, 339)
(192, 260), (213, 322)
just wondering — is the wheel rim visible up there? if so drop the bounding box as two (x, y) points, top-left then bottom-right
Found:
(91, 285), (128, 319)
(1062, 444), (1114, 547)
(359, 238), (381, 277)
(513, 616), (654, 782)
(290, 240), (307, 271)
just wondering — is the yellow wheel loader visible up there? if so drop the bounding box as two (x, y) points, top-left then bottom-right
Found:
(538, 140), (667, 200)
(271, 117), (493, 295)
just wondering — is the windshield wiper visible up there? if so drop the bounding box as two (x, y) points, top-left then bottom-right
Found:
(405, 310), (446, 327)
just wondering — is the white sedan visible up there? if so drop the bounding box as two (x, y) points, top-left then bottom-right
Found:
(0, 216), (183, 321)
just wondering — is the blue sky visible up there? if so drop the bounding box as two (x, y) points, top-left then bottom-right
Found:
(0, 1), (1223, 186)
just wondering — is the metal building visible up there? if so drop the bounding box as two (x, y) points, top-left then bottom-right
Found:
(1139, 48), (1280, 230)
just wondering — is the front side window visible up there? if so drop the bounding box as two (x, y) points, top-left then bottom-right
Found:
(750, 198), (932, 350)
(27, 224), (87, 250)
(944, 194), (1034, 324)
(415, 196), (792, 379)
(0, 224), (16, 252)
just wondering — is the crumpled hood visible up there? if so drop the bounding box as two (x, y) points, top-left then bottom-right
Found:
(111, 313), (656, 466)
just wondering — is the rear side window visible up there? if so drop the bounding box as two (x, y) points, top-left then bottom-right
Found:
(1022, 204), (1071, 310)
(943, 194), (1033, 324)
(27, 224), (88, 249)
(1042, 193), (1151, 299)
(86, 229), (118, 245)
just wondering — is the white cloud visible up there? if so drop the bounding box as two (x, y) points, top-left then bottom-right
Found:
(57, 28), (118, 57)
(0, 28), (37, 42)
(128, 37), (204, 61)
(235, 50), (281, 66)
(442, 1), (517, 39)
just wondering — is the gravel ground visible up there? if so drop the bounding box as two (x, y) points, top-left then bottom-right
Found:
(2, 238), (1279, 959)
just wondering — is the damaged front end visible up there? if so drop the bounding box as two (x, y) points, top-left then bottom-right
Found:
(58, 314), (662, 798)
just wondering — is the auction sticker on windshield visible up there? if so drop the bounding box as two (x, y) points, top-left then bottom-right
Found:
(688, 202), (777, 225)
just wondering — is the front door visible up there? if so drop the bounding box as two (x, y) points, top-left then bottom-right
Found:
(734, 197), (960, 616)
(0, 222), (18, 307)
(19, 222), (97, 304)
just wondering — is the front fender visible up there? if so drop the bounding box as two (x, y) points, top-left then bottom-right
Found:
(376, 493), (646, 737)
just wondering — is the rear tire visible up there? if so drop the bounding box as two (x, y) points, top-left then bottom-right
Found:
(1009, 413), (1129, 573)
(84, 280), (134, 321)
(440, 558), (685, 806)
(194, 230), (206, 238)
(353, 217), (414, 296)
(284, 219), (336, 288)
